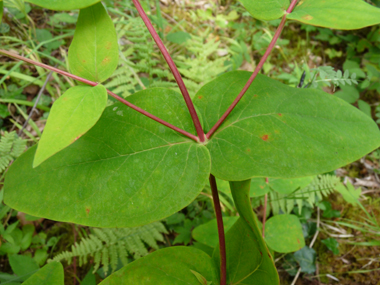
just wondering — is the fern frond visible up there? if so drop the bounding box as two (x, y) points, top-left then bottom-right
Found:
(265, 175), (342, 215)
(0, 131), (27, 173)
(50, 222), (168, 276)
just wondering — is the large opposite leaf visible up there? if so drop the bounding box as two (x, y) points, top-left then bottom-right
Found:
(4, 88), (211, 227)
(99, 247), (219, 284)
(288, 0), (380, 30)
(23, 262), (64, 285)
(68, 2), (118, 83)
(194, 71), (380, 181)
(25, 0), (101, 10)
(238, 0), (289, 21)
(33, 85), (107, 167)
(229, 180), (279, 284)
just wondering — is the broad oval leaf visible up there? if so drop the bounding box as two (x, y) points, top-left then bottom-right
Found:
(23, 262), (64, 285)
(33, 85), (108, 167)
(238, 0), (289, 21)
(25, 0), (101, 11)
(265, 214), (305, 253)
(194, 71), (380, 181)
(99, 247), (219, 285)
(288, 0), (380, 30)
(4, 88), (211, 227)
(192, 217), (239, 248)
(68, 2), (118, 83)
(229, 180), (279, 285)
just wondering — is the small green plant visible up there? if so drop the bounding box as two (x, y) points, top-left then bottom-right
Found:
(1, 0), (380, 284)
(51, 221), (167, 275)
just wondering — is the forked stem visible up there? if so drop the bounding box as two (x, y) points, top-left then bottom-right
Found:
(209, 174), (226, 285)
(131, 0), (205, 142)
(206, 0), (299, 139)
(0, 49), (198, 142)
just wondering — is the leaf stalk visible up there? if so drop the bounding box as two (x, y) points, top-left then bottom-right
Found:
(206, 0), (299, 139)
(0, 49), (198, 142)
(131, 0), (205, 142)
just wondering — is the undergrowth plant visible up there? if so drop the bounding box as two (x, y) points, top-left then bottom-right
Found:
(1, 0), (380, 284)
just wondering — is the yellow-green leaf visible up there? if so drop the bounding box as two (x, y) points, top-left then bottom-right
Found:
(25, 0), (101, 11)
(33, 85), (108, 167)
(288, 0), (380, 30)
(68, 2), (119, 83)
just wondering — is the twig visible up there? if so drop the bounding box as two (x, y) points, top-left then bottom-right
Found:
(131, 0), (205, 142)
(206, 0), (299, 139)
(19, 71), (53, 136)
(0, 49), (198, 142)
(209, 174), (226, 285)
(291, 207), (320, 285)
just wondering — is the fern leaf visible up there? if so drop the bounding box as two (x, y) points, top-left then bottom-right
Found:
(50, 221), (167, 275)
(0, 131), (27, 173)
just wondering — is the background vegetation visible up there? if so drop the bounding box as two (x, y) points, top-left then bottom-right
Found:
(0, 0), (379, 284)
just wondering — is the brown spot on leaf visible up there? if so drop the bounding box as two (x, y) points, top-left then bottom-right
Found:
(268, 253), (271, 258)
(82, 60), (86, 63)
(246, 148), (251, 153)
(278, 113), (282, 116)
(297, 238), (300, 244)
(302, 15), (313, 21)
(86, 207), (90, 215)
(261, 134), (269, 141)
(105, 42), (112, 49)
(254, 94), (258, 98)
(102, 57), (110, 64)
(198, 95), (203, 99)
(259, 185), (264, 189)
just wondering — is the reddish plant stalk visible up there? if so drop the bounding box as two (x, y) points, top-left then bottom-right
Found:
(209, 174), (226, 285)
(262, 193), (268, 238)
(131, 0), (205, 142)
(206, 0), (299, 139)
(0, 49), (198, 142)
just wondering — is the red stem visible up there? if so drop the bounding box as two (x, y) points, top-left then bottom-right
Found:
(206, 0), (299, 139)
(0, 49), (198, 142)
(262, 193), (268, 238)
(131, 0), (205, 142)
(209, 174), (226, 285)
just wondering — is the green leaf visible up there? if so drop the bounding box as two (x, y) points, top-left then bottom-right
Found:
(68, 2), (119, 83)
(335, 181), (361, 206)
(252, 176), (315, 196)
(294, 246), (316, 274)
(238, 0), (289, 21)
(335, 85), (359, 104)
(194, 71), (380, 181)
(4, 88), (211, 228)
(8, 254), (39, 281)
(192, 217), (239, 248)
(229, 180), (279, 284)
(23, 262), (64, 285)
(25, 0), (101, 11)
(98, 247), (219, 284)
(213, 218), (263, 284)
(358, 100), (372, 118)
(288, 0), (380, 30)
(33, 85), (107, 167)
(0, 0), (3, 25)
(265, 214), (305, 253)
(166, 32), (191, 44)
(321, 238), (339, 255)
